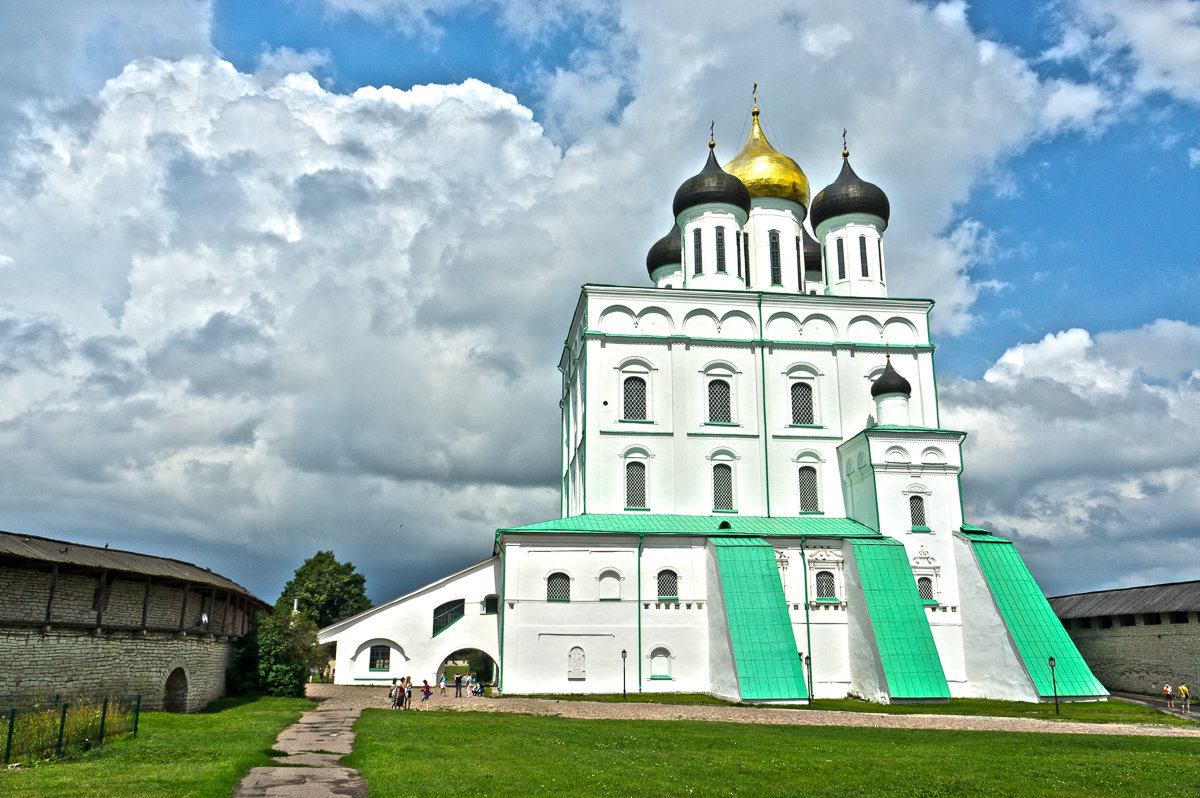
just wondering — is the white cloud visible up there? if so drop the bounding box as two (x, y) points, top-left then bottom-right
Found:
(943, 320), (1200, 593)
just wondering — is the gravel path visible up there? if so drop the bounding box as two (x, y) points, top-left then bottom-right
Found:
(306, 683), (1200, 738)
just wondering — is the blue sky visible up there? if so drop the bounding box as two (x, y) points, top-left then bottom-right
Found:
(1, 0), (1199, 605)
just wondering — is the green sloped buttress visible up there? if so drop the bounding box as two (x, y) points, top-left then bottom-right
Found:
(710, 537), (808, 701)
(970, 536), (1107, 698)
(849, 538), (951, 700)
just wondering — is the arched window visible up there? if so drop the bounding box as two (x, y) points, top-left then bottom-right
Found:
(568, 646), (586, 680)
(547, 572), (570, 602)
(599, 570), (621, 600)
(743, 235), (751, 286)
(693, 228), (703, 274)
(769, 229), (782, 284)
(798, 466), (819, 513)
(716, 226), (726, 272)
(909, 495), (926, 527)
(836, 238), (845, 280)
(623, 376), (647, 420)
(859, 235), (869, 277)
(625, 461), (647, 509)
(708, 379), (732, 423)
(917, 577), (935, 602)
(650, 647), (672, 679)
(657, 570), (678, 599)
(369, 644), (390, 671)
(815, 570), (836, 599)
(432, 599), (465, 635)
(712, 463), (734, 511)
(791, 382), (814, 425)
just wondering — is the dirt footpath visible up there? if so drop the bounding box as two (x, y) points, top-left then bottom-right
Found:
(305, 682), (1200, 738)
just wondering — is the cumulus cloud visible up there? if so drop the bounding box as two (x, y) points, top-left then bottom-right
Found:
(943, 320), (1200, 594)
(0, 0), (1186, 601)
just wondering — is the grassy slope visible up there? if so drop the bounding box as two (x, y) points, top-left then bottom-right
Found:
(347, 710), (1200, 798)
(1, 696), (311, 798)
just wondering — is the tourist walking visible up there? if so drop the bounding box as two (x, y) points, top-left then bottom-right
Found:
(1180, 683), (1191, 713)
(421, 679), (433, 709)
(403, 677), (412, 710)
(440, 674), (447, 696)
(389, 678), (401, 709)
(455, 672), (463, 697)
(1165, 683), (1175, 708)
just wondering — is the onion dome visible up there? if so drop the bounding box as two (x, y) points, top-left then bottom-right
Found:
(723, 103), (810, 211)
(673, 139), (751, 218)
(809, 143), (890, 232)
(871, 356), (911, 398)
(802, 227), (822, 278)
(646, 223), (682, 278)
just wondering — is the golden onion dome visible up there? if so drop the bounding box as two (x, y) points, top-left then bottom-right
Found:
(723, 105), (810, 211)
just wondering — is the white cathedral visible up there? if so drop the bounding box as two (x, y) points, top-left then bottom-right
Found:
(321, 100), (1106, 704)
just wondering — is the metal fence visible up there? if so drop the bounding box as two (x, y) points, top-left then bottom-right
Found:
(2, 694), (141, 765)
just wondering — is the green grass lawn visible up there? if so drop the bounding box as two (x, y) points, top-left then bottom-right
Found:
(0, 695), (311, 798)
(347, 710), (1200, 797)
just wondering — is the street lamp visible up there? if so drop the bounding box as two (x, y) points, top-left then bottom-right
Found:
(1048, 656), (1059, 715)
(621, 650), (628, 699)
(804, 654), (813, 706)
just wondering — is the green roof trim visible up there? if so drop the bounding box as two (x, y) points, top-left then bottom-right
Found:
(969, 538), (1107, 699)
(498, 514), (881, 538)
(960, 523), (992, 534)
(865, 425), (967, 436)
(710, 536), (808, 701)
(849, 538), (951, 700)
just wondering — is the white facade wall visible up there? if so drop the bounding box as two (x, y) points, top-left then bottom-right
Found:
(320, 559), (500, 687)
(678, 204), (748, 291)
(816, 213), (888, 298)
(742, 199), (805, 293)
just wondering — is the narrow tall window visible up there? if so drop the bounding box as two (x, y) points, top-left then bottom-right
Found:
(713, 463), (734, 510)
(815, 571), (836, 599)
(623, 376), (647, 420)
(836, 239), (845, 280)
(878, 240), (885, 283)
(859, 235), (869, 277)
(743, 235), (751, 286)
(917, 577), (935, 602)
(909, 495), (926, 527)
(369, 644), (390, 671)
(735, 231), (743, 277)
(547, 572), (571, 601)
(769, 230), (782, 284)
(796, 236), (803, 289)
(625, 461), (647, 509)
(433, 598), (465, 635)
(716, 226), (726, 272)
(657, 570), (678, 599)
(708, 379), (732, 423)
(790, 382), (814, 425)
(693, 228), (703, 275)
(798, 466), (819, 513)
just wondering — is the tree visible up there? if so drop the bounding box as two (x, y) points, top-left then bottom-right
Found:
(227, 599), (318, 698)
(277, 550), (372, 629)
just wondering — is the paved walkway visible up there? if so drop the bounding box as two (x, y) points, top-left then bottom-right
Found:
(233, 698), (367, 798)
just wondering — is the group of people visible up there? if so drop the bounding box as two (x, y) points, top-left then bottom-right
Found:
(1164, 682), (1191, 713)
(387, 677), (432, 710)
(388, 671), (484, 709)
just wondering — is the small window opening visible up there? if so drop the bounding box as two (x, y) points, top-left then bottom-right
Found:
(909, 495), (926, 527)
(547, 572), (571, 601)
(693, 228), (703, 274)
(657, 570), (678, 599)
(712, 464), (734, 511)
(708, 379), (732, 423)
(859, 235), (869, 277)
(622, 376), (647, 420)
(769, 230), (782, 284)
(917, 576), (935, 602)
(369, 644), (390, 671)
(797, 466), (819, 513)
(716, 226), (726, 272)
(625, 461), (647, 509)
(815, 570), (836, 599)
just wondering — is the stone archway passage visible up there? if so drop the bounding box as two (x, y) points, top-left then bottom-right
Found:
(164, 667), (188, 713)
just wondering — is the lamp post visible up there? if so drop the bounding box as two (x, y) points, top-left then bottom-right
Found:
(621, 649), (627, 700)
(804, 654), (813, 706)
(1048, 656), (1058, 715)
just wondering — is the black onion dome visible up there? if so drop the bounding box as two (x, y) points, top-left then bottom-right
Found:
(672, 143), (752, 218)
(809, 154), (890, 232)
(871, 358), (911, 398)
(646, 223), (682, 277)
(802, 227), (822, 278)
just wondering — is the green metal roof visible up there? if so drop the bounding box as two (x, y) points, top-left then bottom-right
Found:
(969, 538), (1107, 699)
(710, 537), (808, 701)
(499, 514), (880, 538)
(865, 425), (967, 436)
(850, 538), (951, 700)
